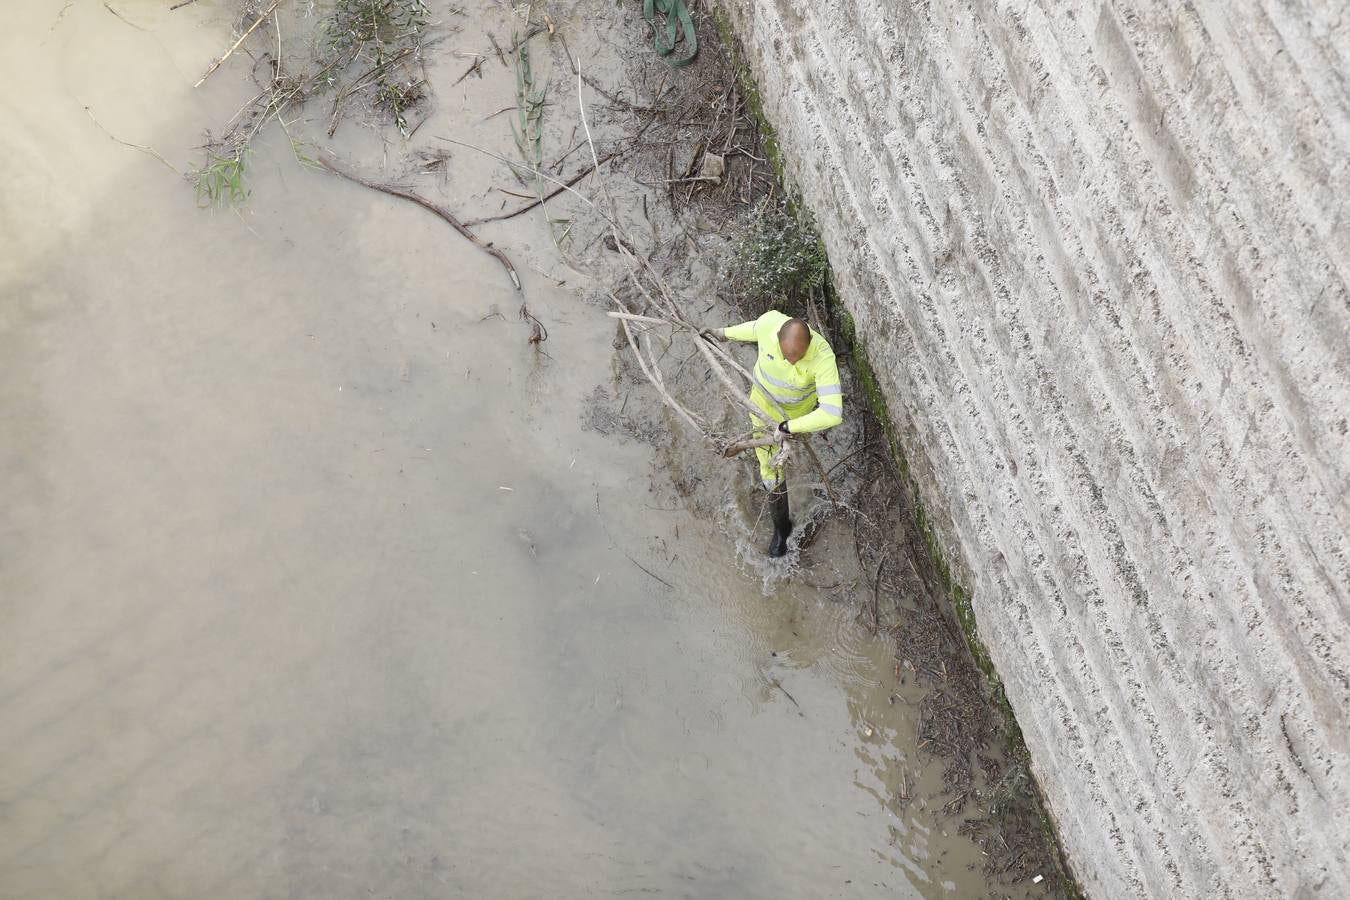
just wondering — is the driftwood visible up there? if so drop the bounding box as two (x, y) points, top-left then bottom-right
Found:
(605, 311), (670, 327)
(319, 157), (522, 291)
(103, 2), (149, 30)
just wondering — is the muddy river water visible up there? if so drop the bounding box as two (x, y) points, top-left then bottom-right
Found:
(2, 2), (1030, 897)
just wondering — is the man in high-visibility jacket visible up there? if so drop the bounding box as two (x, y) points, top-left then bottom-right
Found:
(705, 310), (844, 557)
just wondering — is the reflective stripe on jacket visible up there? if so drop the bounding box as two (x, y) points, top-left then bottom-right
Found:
(723, 310), (844, 433)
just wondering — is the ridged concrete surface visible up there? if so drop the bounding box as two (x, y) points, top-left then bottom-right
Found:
(717, 0), (1350, 895)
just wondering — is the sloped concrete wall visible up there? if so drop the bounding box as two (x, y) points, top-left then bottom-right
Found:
(715, 0), (1350, 895)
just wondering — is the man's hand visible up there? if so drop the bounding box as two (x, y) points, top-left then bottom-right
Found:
(698, 326), (726, 342)
(774, 420), (792, 442)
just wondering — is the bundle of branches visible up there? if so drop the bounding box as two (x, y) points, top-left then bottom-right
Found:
(193, 0), (439, 205)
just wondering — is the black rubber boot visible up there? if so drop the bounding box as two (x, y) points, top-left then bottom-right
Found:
(767, 482), (793, 558)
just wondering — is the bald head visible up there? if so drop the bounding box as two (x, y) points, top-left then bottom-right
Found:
(777, 318), (811, 364)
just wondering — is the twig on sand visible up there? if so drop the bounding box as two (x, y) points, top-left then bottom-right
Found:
(506, 23), (547, 54)
(625, 553), (674, 589)
(487, 32), (508, 67)
(464, 152), (616, 226)
(872, 552), (889, 633)
(51, 1), (74, 29)
(103, 2), (148, 30)
(521, 304), (548, 347)
(453, 56), (484, 85)
(801, 441), (839, 508)
(770, 677), (804, 714)
(318, 156), (521, 291)
(438, 135), (623, 226)
(169, 0), (203, 9)
(83, 106), (182, 175)
(195, 0), (284, 88)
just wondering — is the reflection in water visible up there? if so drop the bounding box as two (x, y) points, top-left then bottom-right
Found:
(0, 1), (1030, 898)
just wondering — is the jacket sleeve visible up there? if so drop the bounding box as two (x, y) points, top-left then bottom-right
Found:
(721, 319), (759, 342)
(786, 353), (844, 434)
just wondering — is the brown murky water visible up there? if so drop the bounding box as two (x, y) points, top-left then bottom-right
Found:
(1, 2), (1031, 897)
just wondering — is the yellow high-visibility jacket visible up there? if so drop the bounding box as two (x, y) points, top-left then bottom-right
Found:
(723, 310), (844, 433)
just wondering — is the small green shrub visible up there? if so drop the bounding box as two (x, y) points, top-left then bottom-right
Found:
(723, 198), (830, 317)
(193, 151), (248, 207)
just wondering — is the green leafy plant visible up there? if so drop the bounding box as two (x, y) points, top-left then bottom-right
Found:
(724, 198), (830, 316)
(193, 151), (249, 207)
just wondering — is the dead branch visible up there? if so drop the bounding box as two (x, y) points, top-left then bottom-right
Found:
(608, 309), (836, 503)
(103, 2), (148, 30)
(195, 0), (285, 88)
(605, 311), (790, 466)
(465, 151), (616, 226)
(453, 56), (484, 85)
(615, 314), (706, 434)
(607, 311), (672, 327)
(801, 439), (840, 508)
(318, 157), (521, 291)
(720, 435), (785, 456)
